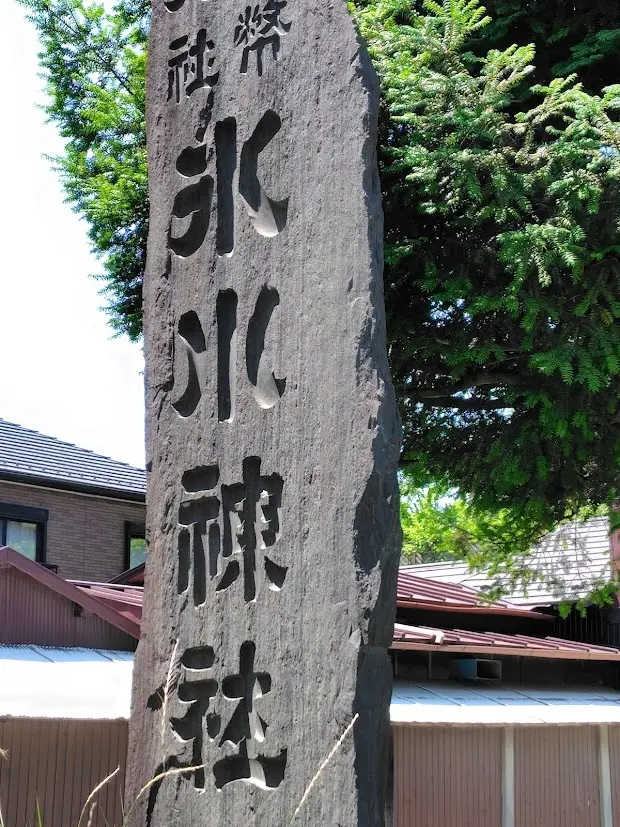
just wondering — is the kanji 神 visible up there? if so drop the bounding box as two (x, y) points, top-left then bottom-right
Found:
(234, 0), (291, 76)
(177, 458), (286, 603)
(168, 30), (219, 103)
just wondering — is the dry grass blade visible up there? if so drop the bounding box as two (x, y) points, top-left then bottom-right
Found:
(35, 797), (44, 827)
(1, 749), (7, 827)
(85, 800), (97, 827)
(288, 713), (359, 826)
(76, 766), (120, 827)
(123, 764), (206, 826)
(161, 639), (181, 760)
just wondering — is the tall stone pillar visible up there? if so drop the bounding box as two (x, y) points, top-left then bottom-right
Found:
(126, 0), (402, 824)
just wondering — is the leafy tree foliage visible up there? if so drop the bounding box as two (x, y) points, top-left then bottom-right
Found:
(477, 1), (620, 94)
(400, 480), (481, 563)
(400, 479), (552, 578)
(17, 0), (149, 340)
(19, 0), (620, 592)
(356, 0), (620, 555)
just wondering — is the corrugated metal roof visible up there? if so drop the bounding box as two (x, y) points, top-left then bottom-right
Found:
(390, 681), (620, 725)
(0, 418), (146, 498)
(396, 570), (536, 615)
(0, 547), (141, 640)
(393, 621), (620, 659)
(402, 517), (613, 605)
(0, 645), (133, 719)
(71, 581), (143, 626)
(9, 647), (616, 727)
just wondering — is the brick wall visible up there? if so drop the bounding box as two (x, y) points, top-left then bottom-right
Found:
(0, 480), (145, 581)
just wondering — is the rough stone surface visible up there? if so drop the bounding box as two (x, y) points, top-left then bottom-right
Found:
(126, 0), (402, 824)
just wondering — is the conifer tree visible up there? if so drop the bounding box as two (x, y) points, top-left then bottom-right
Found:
(18, 0), (620, 594)
(356, 0), (620, 546)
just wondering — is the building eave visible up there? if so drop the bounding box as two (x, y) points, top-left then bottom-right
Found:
(391, 640), (620, 661)
(0, 547), (141, 639)
(0, 470), (145, 504)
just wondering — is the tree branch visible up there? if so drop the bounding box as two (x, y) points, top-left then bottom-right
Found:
(399, 372), (535, 400)
(38, 0), (138, 101)
(406, 395), (512, 411)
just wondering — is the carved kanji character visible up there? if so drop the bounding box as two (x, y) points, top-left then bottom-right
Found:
(177, 465), (220, 606)
(213, 641), (287, 789)
(239, 110), (288, 237)
(169, 140), (214, 258)
(219, 457), (286, 602)
(234, 0), (291, 76)
(175, 459), (286, 602)
(168, 30), (219, 103)
(172, 288), (285, 420)
(169, 646), (220, 790)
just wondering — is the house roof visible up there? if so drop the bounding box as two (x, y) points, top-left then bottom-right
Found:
(0, 645), (133, 719)
(7, 644), (618, 726)
(0, 546), (141, 639)
(96, 566), (620, 663)
(110, 565), (549, 615)
(402, 517), (613, 606)
(392, 621), (620, 660)
(109, 561), (146, 586)
(0, 418), (146, 501)
(396, 570), (540, 617)
(70, 580), (143, 627)
(390, 681), (620, 726)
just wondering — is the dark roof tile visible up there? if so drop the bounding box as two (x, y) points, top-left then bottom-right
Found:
(0, 419), (146, 498)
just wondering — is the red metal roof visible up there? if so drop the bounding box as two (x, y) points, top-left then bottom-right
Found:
(0, 547), (141, 640)
(109, 562), (145, 586)
(14, 548), (609, 658)
(393, 621), (620, 660)
(115, 566), (537, 617)
(15, 562), (606, 660)
(111, 566), (544, 620)
(396, 570), (540, 617)
(67, 568), (620, 661)
(70, 581), (143, 627)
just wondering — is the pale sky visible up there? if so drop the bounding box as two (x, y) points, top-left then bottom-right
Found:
(0, 3), (146, 468)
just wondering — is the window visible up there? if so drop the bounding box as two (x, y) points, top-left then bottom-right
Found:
(0, 503), (47, 562)
(125, 521), (147, 570)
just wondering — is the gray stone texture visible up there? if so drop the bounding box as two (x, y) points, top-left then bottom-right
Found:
(126, 0), (402, 824)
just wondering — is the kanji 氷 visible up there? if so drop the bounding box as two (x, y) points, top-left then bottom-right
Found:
(168, 111), (288, 261)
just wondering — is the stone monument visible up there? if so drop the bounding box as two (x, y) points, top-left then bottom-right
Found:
(126, 0), (402, 823)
